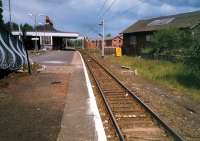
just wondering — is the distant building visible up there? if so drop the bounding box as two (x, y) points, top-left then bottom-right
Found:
(12, 16), (79, 50)
(104, 35), (123, 48)
(104, 35), (123, 54)
(84, 38), (100, 49)
(123, 10), (200, 55)
(84, 35), (123, 54)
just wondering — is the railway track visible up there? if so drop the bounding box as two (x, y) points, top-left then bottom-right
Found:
(83, 53), (184, 141)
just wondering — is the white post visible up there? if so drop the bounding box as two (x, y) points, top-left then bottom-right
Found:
(50, 36), (53, 46)
(82, 38), (84, 49)
(40, 36), (42, 45)
(102, 19), (105, 58)
(34, 15), (38, 51)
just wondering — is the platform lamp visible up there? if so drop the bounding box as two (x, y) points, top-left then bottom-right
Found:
(38, 14), (46, 49)
(27, 13), (40, 51)
(38, 22), (45, 49)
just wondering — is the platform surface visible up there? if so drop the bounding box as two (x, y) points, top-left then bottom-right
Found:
(32, 51), (106, 141)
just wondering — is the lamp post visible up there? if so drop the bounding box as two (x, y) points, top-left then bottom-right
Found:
(28, 13), (39, 51)
(28, 14), (46, 49)
(38, 14), (46, 49)
(28, 13), (46, 51)
(38, 22), (46, 49)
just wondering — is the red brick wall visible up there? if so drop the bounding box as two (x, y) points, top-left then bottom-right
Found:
(85, 39), (100, 49)
(112, 36), (123, 48)
(84, 35), (123, 49)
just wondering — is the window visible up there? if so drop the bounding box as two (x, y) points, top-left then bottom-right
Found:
(147, 18), (175, 26)
(146, 35), (151, 42)
(130, 36), (136, 45)
(41, 36), (51, 45)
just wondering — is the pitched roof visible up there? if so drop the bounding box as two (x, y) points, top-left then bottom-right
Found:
(33, 24), (78, 34)
(35, 24), (58, 32)
(123, 10), (200, 34)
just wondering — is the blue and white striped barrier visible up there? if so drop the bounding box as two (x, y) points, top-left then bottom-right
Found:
(0, 31), (27, 70)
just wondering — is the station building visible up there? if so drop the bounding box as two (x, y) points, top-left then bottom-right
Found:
(12, 17), (79, 50)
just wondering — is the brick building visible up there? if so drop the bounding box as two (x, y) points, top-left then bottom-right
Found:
(104, 35), (123, 48)
(84, 35), (123, 54)
(84, 38), (100, 49)
(104, 35), (123, 54)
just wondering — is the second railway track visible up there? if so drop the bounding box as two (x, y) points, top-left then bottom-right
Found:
(83, 53), (184, 141)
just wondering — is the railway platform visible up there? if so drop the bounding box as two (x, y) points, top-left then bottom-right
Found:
(32, 51), (107, 141)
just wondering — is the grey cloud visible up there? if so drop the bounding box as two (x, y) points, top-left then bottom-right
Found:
(2, 0), (200, 37)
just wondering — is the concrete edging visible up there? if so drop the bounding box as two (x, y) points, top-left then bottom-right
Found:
(78, 51), (107, 141)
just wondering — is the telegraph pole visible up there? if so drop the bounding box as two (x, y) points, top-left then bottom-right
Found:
(101, 19), (105, 58)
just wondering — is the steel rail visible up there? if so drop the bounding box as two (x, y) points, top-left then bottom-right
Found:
(84, 56), (126, 141)
(84, 53), (185, 141)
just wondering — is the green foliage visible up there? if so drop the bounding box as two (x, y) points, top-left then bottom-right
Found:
(106, 33), (112, 37)
(141, 47), (156, 54)
(142, 27), (199, 72)
(0, 0), (3, 25)
(67, 39), (83, 48)
(185, 39), (200, 73)
(108, 55), (200, 101)
(151, 28), (193, 56)
(20, 23), (33, 31)
(4, 22), (33, 32)
(4, 22), (19, 31)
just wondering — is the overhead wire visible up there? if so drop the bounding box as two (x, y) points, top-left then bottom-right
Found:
(100, 0), (118, 18)
(85, 0), (118, 37)
(85, 23), (101, 37)
(97, 0), (109, 18)
(104, 0), (144, 22)
(84, 0), (110, 37)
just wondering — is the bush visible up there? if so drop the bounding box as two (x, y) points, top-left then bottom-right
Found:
(151, 28), (193, 56)
(141, 27), (200, 73)
(141, 47), (156, 54)
(185, 39), (200, 74)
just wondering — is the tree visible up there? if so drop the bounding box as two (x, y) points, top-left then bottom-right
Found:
(151, 28), (193, 55)
(106, 33), (112, 37)
(0, 0), (4, 25)
(21, 23), (33, 31)
(4, 22), (19, 31)
(185, 39), (200, 73)
(4, 22), (33, 32)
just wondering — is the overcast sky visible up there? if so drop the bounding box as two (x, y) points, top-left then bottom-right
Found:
(2, 0), (200, 37)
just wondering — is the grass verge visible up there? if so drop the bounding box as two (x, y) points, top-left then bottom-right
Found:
(107, 55), (200, 102)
